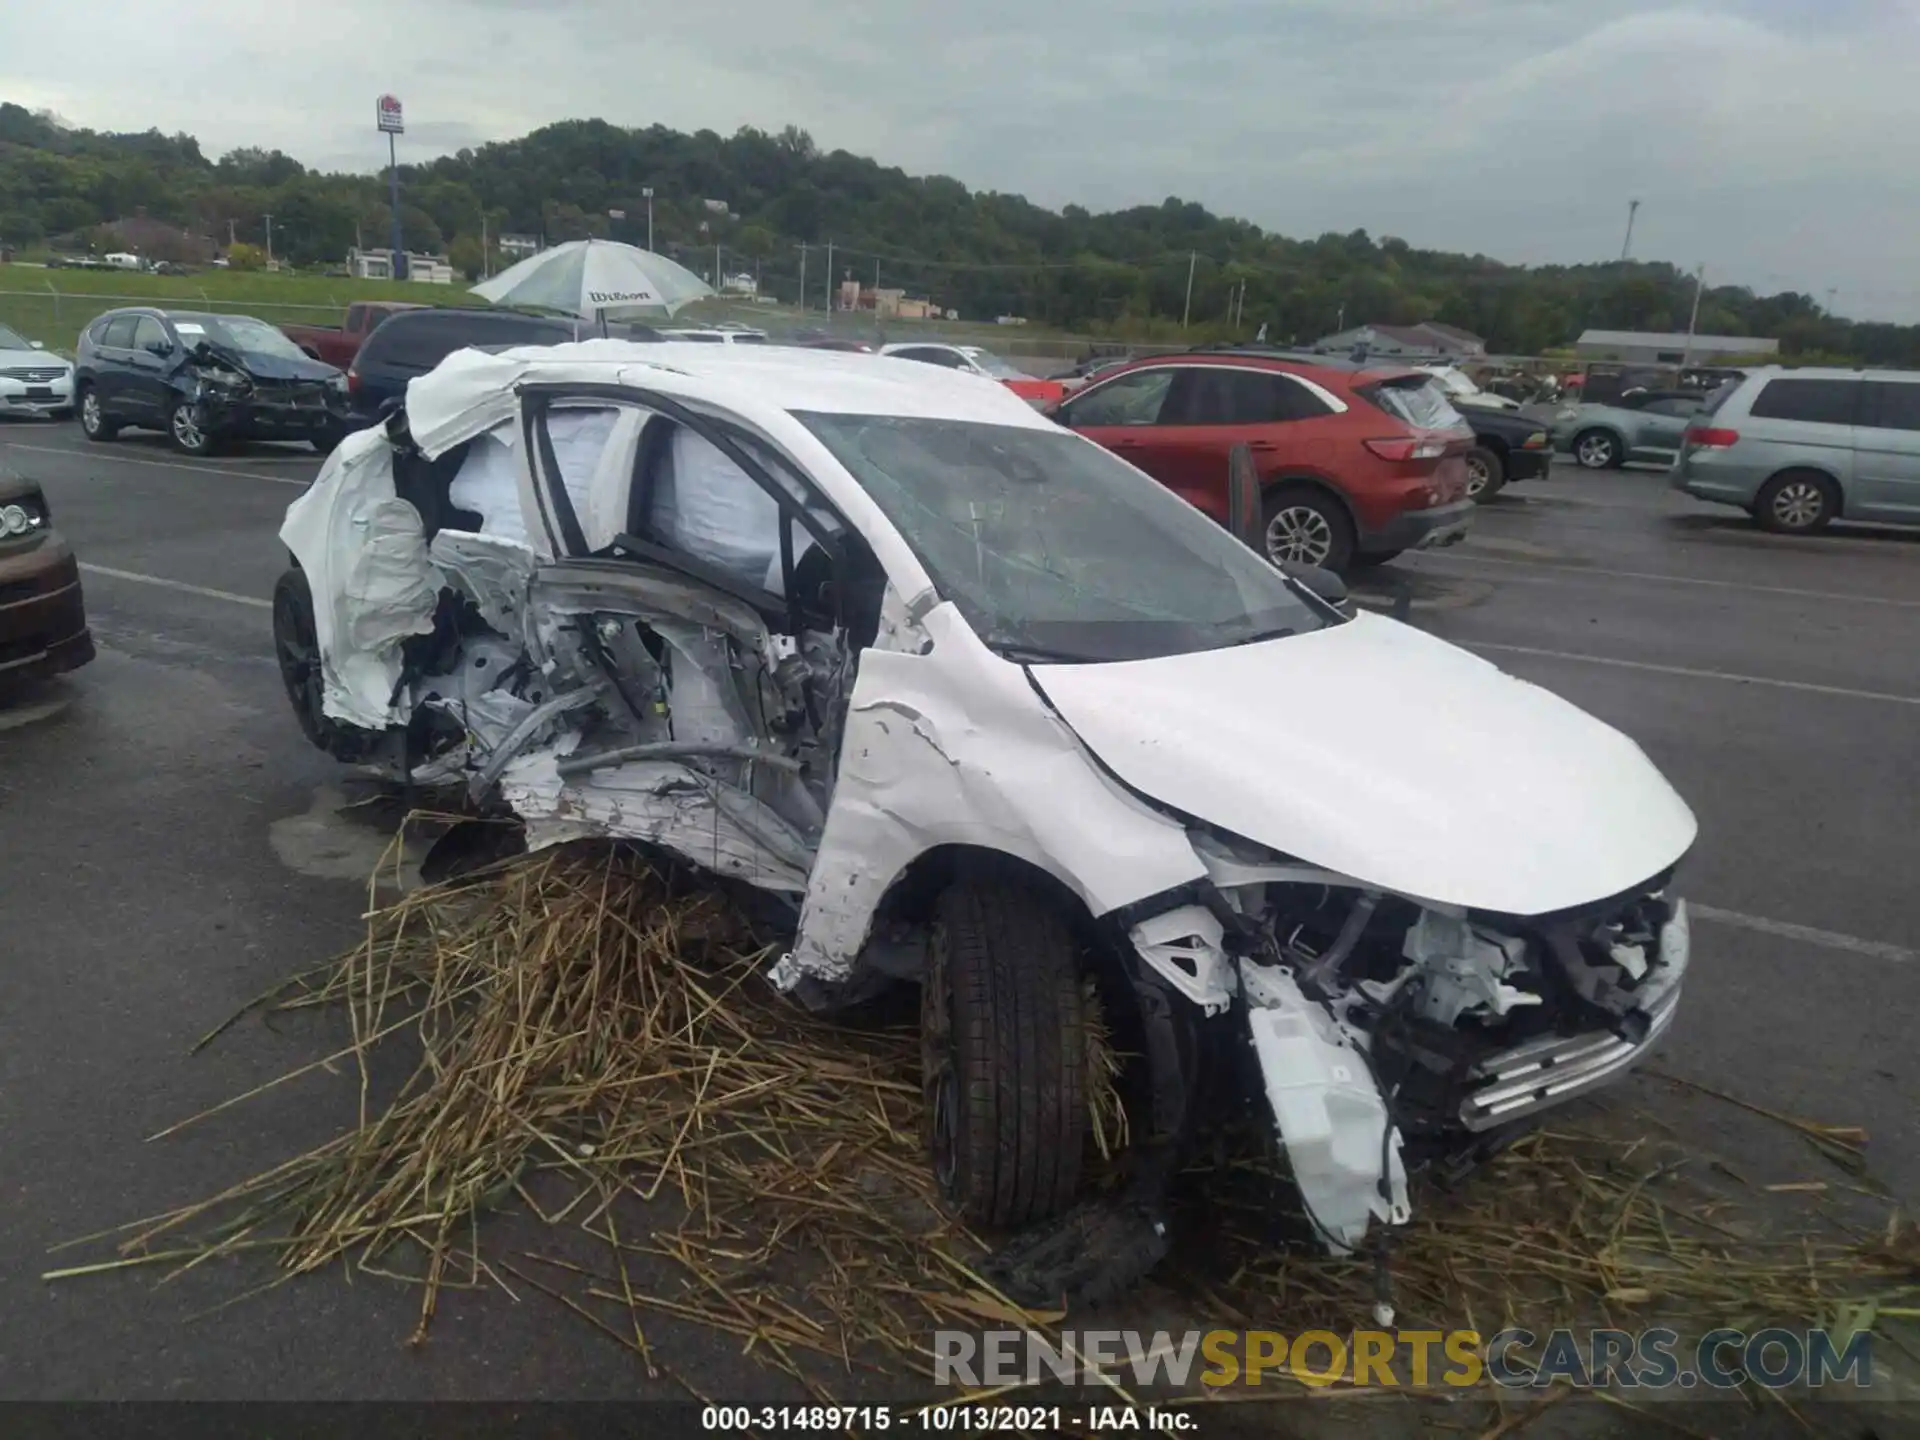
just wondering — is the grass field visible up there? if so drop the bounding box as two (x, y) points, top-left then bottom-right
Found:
(0, 264), (492, 351)
(0, 262), (1103, 363)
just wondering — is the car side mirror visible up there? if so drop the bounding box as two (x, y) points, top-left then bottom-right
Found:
(1276, 560), (1349, 608)
(148, 339), (175, 358)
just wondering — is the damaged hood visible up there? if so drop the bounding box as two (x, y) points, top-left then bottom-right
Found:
(1028, 612), (1696, 916)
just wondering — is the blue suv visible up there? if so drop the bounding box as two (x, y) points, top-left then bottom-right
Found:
(74, 307), (349, 456)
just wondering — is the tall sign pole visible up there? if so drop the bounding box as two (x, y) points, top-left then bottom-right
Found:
(377, 95), (407, 279)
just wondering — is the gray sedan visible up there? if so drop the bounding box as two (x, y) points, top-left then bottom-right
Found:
(1551, 390), (1704, 469)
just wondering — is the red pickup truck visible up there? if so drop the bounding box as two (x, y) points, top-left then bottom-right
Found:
(281, 301), (425, 368)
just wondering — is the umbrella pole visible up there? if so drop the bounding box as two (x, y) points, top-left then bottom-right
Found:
(597, 307), (608, 338)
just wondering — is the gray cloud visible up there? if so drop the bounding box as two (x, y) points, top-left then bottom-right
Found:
(4, 0), (1917, 317)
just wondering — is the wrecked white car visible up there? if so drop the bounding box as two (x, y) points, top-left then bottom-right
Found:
(274, 339), (1697, 1285)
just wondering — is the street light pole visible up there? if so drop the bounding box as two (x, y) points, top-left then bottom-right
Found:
(825, 239), (834, 313)
(642, 187), (654, 252)
(1181, 250), (1196, 329)
(796, 242), (808, 313)
(1620, 198), (1640, 262)
(262, 214), (274, 267)
(1680, 263), (1706, 368)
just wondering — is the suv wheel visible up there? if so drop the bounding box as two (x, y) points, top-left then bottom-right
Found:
(1464, 446), (1506, 501)
(1262, 485), (1354, 574)
(1573, 429), (1621, 469)
(168, 399), (216, 456)
(78, 387), (118, 441)
(921, 862), (1088, 1228)
(1754, 471), (1838, 535)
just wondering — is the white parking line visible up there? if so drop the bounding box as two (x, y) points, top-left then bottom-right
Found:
(1429, 551), (1920, 610)
(1691, 904), (1917, 963)
(0, 442), (310, 488)
(79, 563), (271, 609)
(1469, 641), (1920, 706)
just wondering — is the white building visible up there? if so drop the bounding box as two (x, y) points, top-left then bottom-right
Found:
(722, 271), (758, 296)
(1574, 329), (1780, 364)
(347, 247), (456, 284)
(498, 234), (541, 260)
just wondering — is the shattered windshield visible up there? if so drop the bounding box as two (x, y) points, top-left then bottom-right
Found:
(173, 313), (310, 363)
(797, 412), (1332, 662)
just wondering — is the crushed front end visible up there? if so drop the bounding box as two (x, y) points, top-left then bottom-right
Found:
(1123, 832), (1691, 1255)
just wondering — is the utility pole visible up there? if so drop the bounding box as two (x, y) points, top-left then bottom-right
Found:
(1336, 300), (1346, 332)
(262, 214), (274, 266)
(825, 239), (834, 312)
(874, 258), (880, 296)
(1620, 199), (1641, 262)
(715, 240), (721, 288)
(1825, 287), (1839, 316)
(226, 218), (236, 247)
(796, 242), (808, 313)
(642, 187), (654, 252)
(1680, 263), (1706, 368)
(1181, 251), (1196, 329)
(480, 213), (489, 279)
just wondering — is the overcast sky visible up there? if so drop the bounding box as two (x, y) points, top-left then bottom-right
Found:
(7, 0), (1918, 318)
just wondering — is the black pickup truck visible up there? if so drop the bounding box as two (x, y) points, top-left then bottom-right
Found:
(1453, 402), (1554, 502)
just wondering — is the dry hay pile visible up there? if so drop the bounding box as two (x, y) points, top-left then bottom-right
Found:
(51, 840), (1920, 1402)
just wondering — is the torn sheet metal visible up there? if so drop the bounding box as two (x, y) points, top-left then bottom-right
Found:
(500, 739), (814, 891)
(774, 600), (1208, 992)
(1241, 960), (1410, 1254)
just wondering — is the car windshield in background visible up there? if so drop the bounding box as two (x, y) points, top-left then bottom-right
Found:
(175, 313), (309, 362)
(959, 350), (1026, 379)
(0, 323), (35, 351)
(1369, 376), (1465, 430)
(797, 412), (1332, 663)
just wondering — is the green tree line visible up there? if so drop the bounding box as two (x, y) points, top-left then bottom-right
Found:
(2, 101), (1911, 363)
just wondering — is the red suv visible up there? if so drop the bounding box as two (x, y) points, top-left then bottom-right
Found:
(1052, 349), (1475, 572)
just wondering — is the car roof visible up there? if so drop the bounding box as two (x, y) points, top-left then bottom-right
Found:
(404, 339), (1050, 445)
(1105, 346), (1419, 382)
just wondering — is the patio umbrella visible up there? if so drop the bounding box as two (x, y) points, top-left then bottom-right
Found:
(469, 239), (713, 331)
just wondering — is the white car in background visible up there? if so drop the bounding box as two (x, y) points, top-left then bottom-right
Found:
(273, 339), (1696, 1294)
(1420, 363), (1520, 412)
(656, 326), (769, 345)
(0, 322), (75, 420)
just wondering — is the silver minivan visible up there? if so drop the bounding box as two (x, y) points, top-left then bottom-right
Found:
(1672, 367), (1920, 534)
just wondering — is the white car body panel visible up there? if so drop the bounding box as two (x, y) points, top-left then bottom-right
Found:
(1029, 612), (1698, 916)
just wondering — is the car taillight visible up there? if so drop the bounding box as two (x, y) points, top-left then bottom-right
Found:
(1686, 425), (1738, 449)
(1364, 437), (1448, 462)
(346, 370), (361, 393)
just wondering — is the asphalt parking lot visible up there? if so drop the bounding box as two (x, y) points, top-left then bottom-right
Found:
(3, 417), (1918, 1413)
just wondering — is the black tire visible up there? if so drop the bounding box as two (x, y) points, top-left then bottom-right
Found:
(167, 398), (217, 456)
(1260, 483), (1355, 574)
(1753, 470), (1839, 535)
(77, 386), (118, 441)
(273, 568), (379, 761)
(922, 863), (1087, 1229)
(1572, 428), (1622, 470)
(1463, 445), (1506, 502)
(310, 426), (344, 455)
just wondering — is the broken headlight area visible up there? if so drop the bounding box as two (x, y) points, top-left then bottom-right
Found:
(1115, 830), (1690, 1258)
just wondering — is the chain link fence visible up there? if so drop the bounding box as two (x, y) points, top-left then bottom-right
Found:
(0, 287), (361, 355)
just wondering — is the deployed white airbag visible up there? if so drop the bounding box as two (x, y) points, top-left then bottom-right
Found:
(280, 428), (438, 730)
